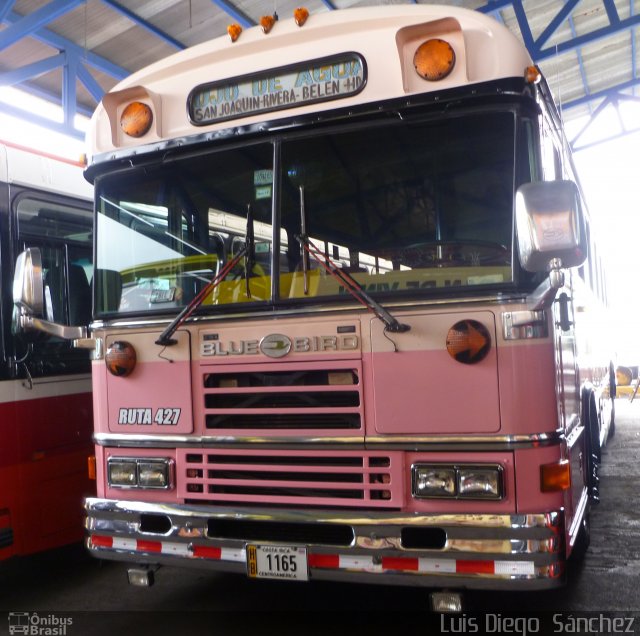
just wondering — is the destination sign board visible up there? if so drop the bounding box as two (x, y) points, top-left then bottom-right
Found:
(188, 53), (366, 125)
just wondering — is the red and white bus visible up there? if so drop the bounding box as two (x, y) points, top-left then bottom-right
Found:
(13, 5), (613, 606)
(1, 141), (93, 560)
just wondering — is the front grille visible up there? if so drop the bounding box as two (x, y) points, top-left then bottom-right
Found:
(201, 361), (363, 433)
(177, 449), (402, 508)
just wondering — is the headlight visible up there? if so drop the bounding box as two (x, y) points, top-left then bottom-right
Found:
(108, 457), (172, 489)
(414, 466), (456, 497)
(138, 460), (171, 488)
(412, 464), (503, 500)
(458, 467), (501, 498)
(108, 459), (138, 487)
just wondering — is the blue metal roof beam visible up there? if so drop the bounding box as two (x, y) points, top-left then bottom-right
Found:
(208, 0), (255, 28)
(0, 0), (84, 51)
(0, 1), (16, 23)
(0, 6), (130, 139)
(563, 76), (640, 110)
(568, 14), (592, 114)
(632, 0), (637, 97)
(0, 99), (85, 139)
(99, 0), (185, 50)
(3, 10), (128, 79)
(534, 0), (581, 51)
(569, 91), (640, 150)
(0, 53), (67, 86)
(476, 1), (640, 150)
(480, 0), (640, 62)
(535, 13), (640, 61)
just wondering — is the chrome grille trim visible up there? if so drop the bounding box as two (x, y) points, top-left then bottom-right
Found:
(177, 448), (402, 508)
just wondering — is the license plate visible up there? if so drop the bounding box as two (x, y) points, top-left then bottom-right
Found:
(246, 544), (308, 581)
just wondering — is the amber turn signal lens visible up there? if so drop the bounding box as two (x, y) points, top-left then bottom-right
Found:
(446, 320), (491, 364)
(88, 455), (97, 480)
(414, 38), (456, 81)
(525, 65), (542, 84)
(260, 15), (276, 33)
(227, 23), (242, 42)
(294, 7), (309, 26)
(120, 101), (153, 138)
(105, 341), (137, 377)
(540, 460), (571, 492)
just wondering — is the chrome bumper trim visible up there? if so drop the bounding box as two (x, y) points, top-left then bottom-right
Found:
(93, 430), (563, 451)
(85, 498), (565, 590)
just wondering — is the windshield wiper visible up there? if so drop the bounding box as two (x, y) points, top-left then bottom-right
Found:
(295, 233), (410, 334)
(155, 244), (247, 347)
(157, 199), (263, 346)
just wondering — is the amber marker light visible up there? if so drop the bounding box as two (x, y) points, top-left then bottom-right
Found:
(294, 7), (309, 26)
(414, 38), (456, 81)
(446, 319), (491, 364)
(120, 101), (153, 138)
(540, 460), (571, 492)
(105, 341), (137, 377)
(260, 15), (276, 33)
(525, 65), (542, 84)
(88, 455), (97, 480)
(227, 23), (242, 42)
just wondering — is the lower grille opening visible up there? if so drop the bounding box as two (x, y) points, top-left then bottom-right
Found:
(139, 513), (172, 535)
(208, 485), (365, 499)
(208, 519), (355, 546)
(206, 413), (361, 429)
(401, 527), (447, 549)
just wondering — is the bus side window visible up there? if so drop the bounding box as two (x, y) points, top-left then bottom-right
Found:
(15, 194), (93, 377)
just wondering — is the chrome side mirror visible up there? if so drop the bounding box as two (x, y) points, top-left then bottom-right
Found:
(12, 248), (87, 342)
(515, 180), (587, 272)
(13, 247), (45, 316)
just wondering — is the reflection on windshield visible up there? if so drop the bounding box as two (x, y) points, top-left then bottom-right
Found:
(95, 111), (517, 316)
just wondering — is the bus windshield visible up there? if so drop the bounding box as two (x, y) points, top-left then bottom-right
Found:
(95, 110), (518, 316)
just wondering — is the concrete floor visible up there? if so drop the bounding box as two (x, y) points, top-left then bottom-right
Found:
(1, 400), (638, 634)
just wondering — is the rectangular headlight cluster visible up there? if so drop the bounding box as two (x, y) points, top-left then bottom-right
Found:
(108, 457), (172, 489)
(412, 464), (503, 500)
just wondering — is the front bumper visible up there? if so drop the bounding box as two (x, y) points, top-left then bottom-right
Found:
(85, 498), (565, 590)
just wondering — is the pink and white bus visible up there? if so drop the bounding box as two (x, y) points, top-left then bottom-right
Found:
(13, 5), (613, 605)
(1, 141), (93, 560)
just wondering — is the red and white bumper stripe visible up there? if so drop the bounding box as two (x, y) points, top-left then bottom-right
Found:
(89, 534), (535, 576)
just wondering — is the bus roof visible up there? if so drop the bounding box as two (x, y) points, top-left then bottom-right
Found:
(0, 141), (92, 200)
(88, 5), (532, 160)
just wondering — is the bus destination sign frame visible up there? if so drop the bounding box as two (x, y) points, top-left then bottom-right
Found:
(187, 52), (367, 126)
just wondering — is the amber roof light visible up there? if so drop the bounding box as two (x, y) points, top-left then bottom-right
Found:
(414, 38), (456, 81)
(120, 101), (153, 138)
